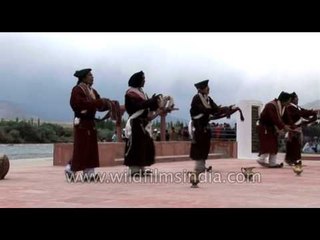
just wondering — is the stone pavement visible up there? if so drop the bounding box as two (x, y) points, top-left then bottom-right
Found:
(1, 158), (319, 208)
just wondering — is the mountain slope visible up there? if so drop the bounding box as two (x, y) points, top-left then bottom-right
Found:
(301, 100), (320, 110)
(0, 101), (28, 119)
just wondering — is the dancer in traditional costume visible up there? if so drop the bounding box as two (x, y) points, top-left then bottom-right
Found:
(124, 71), (165, 177)
(256, 91), (293, 168)
(65, 68), (118, 181)
(189, 79), (243, 174)
(282, 92), (318, 166)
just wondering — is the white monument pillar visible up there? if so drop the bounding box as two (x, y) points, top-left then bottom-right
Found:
(236, 100), (263, 159)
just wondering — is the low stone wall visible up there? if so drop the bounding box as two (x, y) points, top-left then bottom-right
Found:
(301, 154), (320, 160)
(53, 140), (237, 167)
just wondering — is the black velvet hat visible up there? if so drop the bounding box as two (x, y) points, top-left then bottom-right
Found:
(128, 71), (145, 87)
(278, 91), (291, 102)
(74, 68), (92, 78)
(290, 92), (298, 98)
(194, 79), (209, 89)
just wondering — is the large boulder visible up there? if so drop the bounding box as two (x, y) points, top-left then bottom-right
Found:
(0, 155), (10, 180)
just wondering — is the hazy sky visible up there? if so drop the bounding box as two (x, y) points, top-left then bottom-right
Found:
(0, 32), (319, 122)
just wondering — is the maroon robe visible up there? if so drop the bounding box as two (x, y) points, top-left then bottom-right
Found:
(258, 99), (286, 155)
(124, 88), (158, 167)
(283, 104), (317, 163)
(189, 94), (231, 160)
(70, 83), (108, 172)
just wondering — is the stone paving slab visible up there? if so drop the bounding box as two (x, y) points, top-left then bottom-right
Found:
(1, 158), (319, 208)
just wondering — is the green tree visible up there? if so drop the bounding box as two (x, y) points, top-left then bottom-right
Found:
(8, 129), (22, 143)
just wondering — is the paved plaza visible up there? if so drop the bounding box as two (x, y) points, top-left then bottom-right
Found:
(1, 158), (319, 208)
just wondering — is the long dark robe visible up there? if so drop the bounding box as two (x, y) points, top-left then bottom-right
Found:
(258, 99), (285, 155)
(70, 84), (107, 172)
(124, 89), (158, 167)
(283, 104), (317, 163)
(189, 94), (221, 160)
